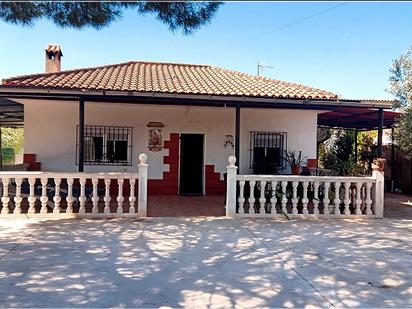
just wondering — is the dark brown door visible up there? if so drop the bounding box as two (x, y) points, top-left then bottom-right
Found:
(179, 134), (204, 195)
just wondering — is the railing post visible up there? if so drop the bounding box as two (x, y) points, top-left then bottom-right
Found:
(138, 153), (148, 217)
(226, 156), (238, 217)
(372, 158), (385, 218)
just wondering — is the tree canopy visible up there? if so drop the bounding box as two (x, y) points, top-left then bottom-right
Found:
(0, 1), (222, 34)
(389, 47), (412, 156)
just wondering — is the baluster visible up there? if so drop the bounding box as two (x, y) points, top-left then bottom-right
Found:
(365, 182), (373, 215)
(78, 178), (86, 213)
(313, 181), (320, 215)
(53, 178), (61, 214)
(355, 182), (363, 215)
(1, 178), (10, 215)
(91, 178), (99, 214)
(13, 178), (23, 214)
(270, 181), (277, 215)
(291, 181), (298, 215)
(302, 181), (309, 215)
(259, 181), (266, 214)
(117, 178), (124, 214)
(248, 180), (256, 214)
(343, 182), (351, 215)
(129, 178), (136, 213)
(66, 178), (74, 214)
(28, 177), (36, 214)
(322, 182), (330, 215)
(238, 181), (245, 214)
(40, 178), (48, 214)
(281, 181), (288, 214)
(334, 181), (341, 215)
(104, 179), (111, 214)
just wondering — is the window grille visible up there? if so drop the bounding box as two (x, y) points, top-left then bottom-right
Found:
(249, 131), (287, 174)
(76, 125), (133, 166)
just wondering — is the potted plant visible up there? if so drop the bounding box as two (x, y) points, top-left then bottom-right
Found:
(284, 151), (307, 175)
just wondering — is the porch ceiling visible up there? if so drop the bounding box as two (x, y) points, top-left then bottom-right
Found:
(0, 98), (23, 127)
(318, 107), (401, 130)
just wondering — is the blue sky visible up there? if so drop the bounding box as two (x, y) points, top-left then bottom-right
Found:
(1, 2), (412, 99)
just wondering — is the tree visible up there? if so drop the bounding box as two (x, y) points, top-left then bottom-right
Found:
(389, 47), (412, 156)
(1, 127), (24, 154)
(0, 1), (222, 34)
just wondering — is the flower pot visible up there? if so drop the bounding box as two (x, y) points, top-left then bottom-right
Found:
(291, 165), (301, 175)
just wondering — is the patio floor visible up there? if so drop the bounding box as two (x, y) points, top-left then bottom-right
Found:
(0, 216), (411, 308)
(147, 195), (226, 217)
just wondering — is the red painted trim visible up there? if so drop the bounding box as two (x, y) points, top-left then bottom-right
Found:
(148, 133), (180, 195)
(205, 164), (225, 195)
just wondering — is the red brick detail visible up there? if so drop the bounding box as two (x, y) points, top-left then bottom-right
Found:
(24, 154), (41, 171)
(148, 133), (180, 195)
(205, 164), (225, 195)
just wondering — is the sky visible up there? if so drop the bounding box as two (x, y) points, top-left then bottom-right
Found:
(1, 2), (412, 100)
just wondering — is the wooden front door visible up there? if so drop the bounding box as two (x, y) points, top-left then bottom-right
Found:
(179, 134), (204, 195)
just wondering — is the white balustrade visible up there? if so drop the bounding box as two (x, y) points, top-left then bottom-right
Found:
(0, 154), (149, 218)
(225, 156), (385, 219)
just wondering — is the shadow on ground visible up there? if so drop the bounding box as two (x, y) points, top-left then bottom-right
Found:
(0, 216), (411, 308)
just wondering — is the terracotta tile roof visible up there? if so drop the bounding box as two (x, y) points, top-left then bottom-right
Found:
(2, 61), (338, 100)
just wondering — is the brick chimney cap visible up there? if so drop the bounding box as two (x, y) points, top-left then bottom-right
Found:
(45, 44), (63, 56)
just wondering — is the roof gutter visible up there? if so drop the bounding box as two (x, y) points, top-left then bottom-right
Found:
(0, 87), (393, 109)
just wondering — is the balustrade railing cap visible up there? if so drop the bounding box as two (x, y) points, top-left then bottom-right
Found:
(228, 156), (236, 167)
(139, 153), (148, 165)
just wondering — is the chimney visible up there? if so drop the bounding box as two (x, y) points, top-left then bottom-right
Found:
(45, 44), (63, 73)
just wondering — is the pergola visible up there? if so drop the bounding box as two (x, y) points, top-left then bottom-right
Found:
(318, 106), (401, 158)
(0, 88), (399, 171)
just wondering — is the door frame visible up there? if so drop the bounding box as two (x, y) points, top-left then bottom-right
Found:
(178, 133), (205, 196)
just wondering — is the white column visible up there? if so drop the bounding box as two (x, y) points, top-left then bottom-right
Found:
(1, 178), (10, 215)
(129, 178), (136, 213)
(138, 153), (148, 217)
(78, 178), (86, 214)
(259, 181), (266, 214)
(104, 179), (111, 214)
(91, 178), (99, 214)
(53, 177), (61, 214)
(372, 169), (384, 218)
(117, 178), (124, 214)
(302, 181), (309, 215)
(66, 178), (74, 214)
(225, 156), (238, 217)
(13, 178), (23, 214)
(281, 181), (288, 214)
(248, 180), (256, 215)
(291, 181), (298, 215)
(343, 182), (351, 215)
(40, 178), (48, 214)
(270, 181), (277, 215)
(334, 182), (341, 215)
(28, 177), (36, 214)
(322, 182), (330, 215)
(355, 182), (362, 215)
(313, 182), (320, 215)
(238, 180), (245, 215)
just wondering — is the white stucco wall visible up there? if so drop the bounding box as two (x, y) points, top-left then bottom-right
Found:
(19, 99), (323, 178)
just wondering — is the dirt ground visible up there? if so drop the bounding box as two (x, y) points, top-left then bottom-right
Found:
(384, 192), (412, 218)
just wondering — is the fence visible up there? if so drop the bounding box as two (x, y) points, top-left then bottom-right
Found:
(225, 156), (384, 218)
(0, 154), (148, 218)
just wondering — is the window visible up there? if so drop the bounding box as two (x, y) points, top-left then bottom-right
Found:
(76, 125), (133, 166)
(249, 131), (287, 174)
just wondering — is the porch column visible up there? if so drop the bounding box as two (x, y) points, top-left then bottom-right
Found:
(235, 103), (240, 167)
(377, 108), (384, 157)
(354, 129), (358, 163)
(78, 97), (85, 172)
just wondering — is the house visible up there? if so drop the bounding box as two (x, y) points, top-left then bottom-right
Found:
(0, 45), (397, 197)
